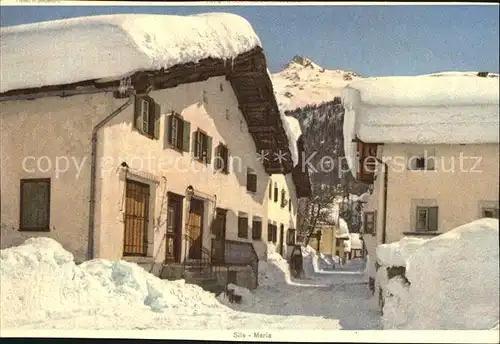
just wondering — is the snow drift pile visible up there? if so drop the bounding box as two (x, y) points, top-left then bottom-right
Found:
(379, 219), (499, 330)
(300, 245), (320, 278)
(257, 243), (292, 286)
(0, 237), (226, 329)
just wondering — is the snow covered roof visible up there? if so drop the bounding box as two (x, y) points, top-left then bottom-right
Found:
(281, 115), (302, 167)
(342, 74), (500, 175)
(0, 13), (261, 93)
(336, 218), (350, 239)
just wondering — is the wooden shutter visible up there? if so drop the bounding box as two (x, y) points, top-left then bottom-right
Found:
(153, 101), (161, 139)
(192, 130), (199, 158)
(134, 96), (143, 132)
(238, 216), (248, 238)
(206, 136), (213, 164)
(252, 220), (262, 240)
(268, 183), (272, 199)
(267, 224), (273, 242)
(428, 207), (439, 231)
(166, 114), (173, 145)
(182, 120), (191, 152)
(223, 146), (229, 173)
(247, 173), (257, 192)
(214, 144), (221, 170)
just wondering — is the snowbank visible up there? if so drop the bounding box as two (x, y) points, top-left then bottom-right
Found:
(0, 237), (225, 329)
(382, 218), (499, 330)
(301, 245), (321, 278)
(375, 237), (427, 268)
(0, 13), (262, 93)
(363, 254), (376, 279)
(257, 243), (292, 286)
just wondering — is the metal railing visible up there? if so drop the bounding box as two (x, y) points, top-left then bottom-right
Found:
(181, 233), (214, 279)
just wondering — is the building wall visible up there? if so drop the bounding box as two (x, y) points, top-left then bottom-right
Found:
(0, 93), (115, 262)
(363, 143), (499, 246)
(96, 76), (270, 266)
(265, 173), (298, 260)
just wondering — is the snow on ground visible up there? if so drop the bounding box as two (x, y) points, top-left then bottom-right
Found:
(375, 237), (427, 268)
(0, 13), (261, 93)
(1, 238), (380, 330)
(381, 218), (499, 330)
(271, 55), (362, 111)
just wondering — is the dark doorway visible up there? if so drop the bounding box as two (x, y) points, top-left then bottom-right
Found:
(165, 194), (183, 263)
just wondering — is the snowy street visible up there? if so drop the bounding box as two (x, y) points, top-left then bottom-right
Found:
(0, 238), (380, 331)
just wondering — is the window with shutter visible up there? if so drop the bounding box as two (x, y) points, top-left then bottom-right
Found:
(281, 189), (287, 208)
(215, 143), (229, 173)
(252, 219), (262, 240)
(289, 199), (292, 212)
(274, 183), (278, 203)
(267, 223), (273, 242)
(134, 96), (159, 139)
(415, 206), (439, 231)
(482, 208), (500, 219)
(238, 216), (248, 238)
(363, 212), (375, 235)
(19, 179), (51, 231)
(193, 129), (211, 164)
(246, 169), (257, 193)
(167, 113), (185, 151)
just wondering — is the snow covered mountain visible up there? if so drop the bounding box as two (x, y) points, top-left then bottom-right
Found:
(271, 55), (363, 112)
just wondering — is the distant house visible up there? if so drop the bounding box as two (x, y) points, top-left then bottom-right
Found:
(347, 233), (364, 259)
(0, 13), (310, 288)
(342, 74), (499, 258)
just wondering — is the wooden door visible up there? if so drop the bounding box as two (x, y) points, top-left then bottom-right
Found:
(187, 198), (204, 259)
(212, 208), (227, 264)
(123, 179), (150, 256)
(166, 196), (182, 263)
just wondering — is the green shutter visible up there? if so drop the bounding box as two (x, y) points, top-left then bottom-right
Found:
(153, 101), (161, 139)
(428, 207), (439, 231)
(182, 120), (191, 152)
(224, 147), (230, 173)
(206, 136), (213, 164)
(134, 96), (143, 132)
(192, 130), (199, 158)
(166, 114), (173, 145)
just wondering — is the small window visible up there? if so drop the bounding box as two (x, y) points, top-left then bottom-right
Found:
(20, 179), (51, 231)
(134, 96), (160, 139)
(193, 129), (212, 164)
(363, 211), (376, 235)
(252, 218), (262, 240)
(482, 208), (499, 219)
(289, 199), (292, 212)
(215, 143), (229, 174)
(268, 182), (272, 200)
(416, 206), (438, 231)
(238, 215), (248, 238)
(247, 169), (257, 193)
(287, 228), (296, 245)
(167, 112), (191, 152)
(280, 189), (287, 208)
(408, 150), (435, 171)
(274, 183), (278, 203)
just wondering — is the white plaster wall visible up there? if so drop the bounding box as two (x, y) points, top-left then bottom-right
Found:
(364, 143), (499, 246)
(265, 173), (298, 260)
(0, 93), (114, 262)
(96, 76), (269, 263)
